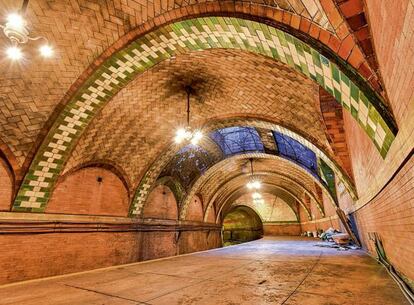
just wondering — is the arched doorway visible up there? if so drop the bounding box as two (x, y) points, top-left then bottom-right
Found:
(222, 206), (263, 246)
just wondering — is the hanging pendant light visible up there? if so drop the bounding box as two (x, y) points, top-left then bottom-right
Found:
(246, 158), (261, 190)
(174, 86), (203, 145)
(1, 0), (55, 61)
(245, 158), (264, 203)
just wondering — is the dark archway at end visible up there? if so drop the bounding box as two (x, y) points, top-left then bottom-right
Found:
(222, 206), (263, 246)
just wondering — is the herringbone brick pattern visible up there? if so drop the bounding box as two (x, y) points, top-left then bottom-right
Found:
(0, 0), (333, 167)
(0, 0), (386, 173)
(10, 15), (389, 211)
(64, 49), (326, 185)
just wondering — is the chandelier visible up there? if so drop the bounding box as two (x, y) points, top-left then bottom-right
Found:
(174, 86), (203, 145)
(246, 158), (263, 203)
(246, 158), (261, 190)
(1, 0), (54, 60)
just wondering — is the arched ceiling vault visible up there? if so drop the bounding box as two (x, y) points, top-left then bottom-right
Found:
(178, 153), (334, 220)
(129, 116), (357, 218)
(221, 191), (301, 224)
(204, 171), (325, 222)
(64, 50), (330, 182)
(227, 185), (301, 216)
(224, 204), (266, 224)
(0, 1), (384, 175)
(201, 167), (323, 212)
(214, 183), (310, 223)
(223, 205), (264, 229)
(10, 15), (395, 212)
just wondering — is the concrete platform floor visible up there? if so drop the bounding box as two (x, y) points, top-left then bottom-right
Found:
(0, 237), (410, 305)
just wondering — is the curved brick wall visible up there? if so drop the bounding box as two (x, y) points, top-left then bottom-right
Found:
(354, 154), (414, 285)
(46, 167), (129, 216)
(143, 185), (178, 220)
(0, 158), (13, 211)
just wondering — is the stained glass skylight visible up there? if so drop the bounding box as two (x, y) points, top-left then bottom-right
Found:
(161, 144), (214, 189)
(210, 127), (264, 156)
(272, 131), (318, 177)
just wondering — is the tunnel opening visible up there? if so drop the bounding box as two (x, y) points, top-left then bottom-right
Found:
(222, 206), (263, 246)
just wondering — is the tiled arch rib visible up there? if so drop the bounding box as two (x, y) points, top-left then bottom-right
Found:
(13, 16), (395, 211)
(180, 153), (332, 220)
(224, 186), (305, 222)
(225, 191), (300, 223)
(204, 170), (326, 220)
(209, 178), (314, 223)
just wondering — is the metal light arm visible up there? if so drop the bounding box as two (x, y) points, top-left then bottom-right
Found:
(186, 87), (191, 127)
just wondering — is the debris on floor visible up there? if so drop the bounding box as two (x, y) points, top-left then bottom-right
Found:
(332, 233), (350, 245)
(314, 227), (361, 251)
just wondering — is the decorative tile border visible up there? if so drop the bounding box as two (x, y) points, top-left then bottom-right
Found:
(13, 16), (396, 212)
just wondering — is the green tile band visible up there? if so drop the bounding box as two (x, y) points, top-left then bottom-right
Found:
(12, 17), (396, 212)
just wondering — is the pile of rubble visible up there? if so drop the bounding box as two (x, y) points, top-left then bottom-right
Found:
(314, 227), (361, 251)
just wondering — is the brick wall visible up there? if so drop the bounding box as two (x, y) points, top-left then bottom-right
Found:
(46, 167), (129, 216)
(354, 154), (414, 282)
(0, 228), (221, 285)
(263, 223), (301, 236)
(143, 185), (178, 220)
(343, 112), (384, 196)
(300, 216), (341, 234)
(338, 2), (414, 285)
(365, 0), (414, 126)
(298, 186), (341, 234)
(0, 231), (141, 285)
(178, 231), (222, 254)
(341, 0), (414, 206)
(186, 195), (204, 222)
(140, 232), (178, 260)
(205, 204), (216, 223)
(0, 158), (12, 211)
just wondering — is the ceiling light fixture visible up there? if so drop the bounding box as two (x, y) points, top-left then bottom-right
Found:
(252, 191), (264, 205)
(1, 0), (55, 60)
(174, 86), (203, 145)
(252, 192), (262, 200)
(6, 46), (23, 60)
(246, 158), (261, 190)
(246, 158), (264, 204)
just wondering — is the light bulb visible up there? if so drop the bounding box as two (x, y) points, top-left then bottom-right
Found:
(174, 128), (186, 144)
(40, 45), (53, 57)
(252, 192), (262, 200)
(252, 181), (261, 189)
(6, 13), (25, 29)
(6, 46), (22, 60)
(190, 130), (203, 145)
(247, 180), (261, 189)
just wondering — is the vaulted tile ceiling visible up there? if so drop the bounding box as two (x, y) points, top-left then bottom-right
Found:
(0, 0), (393, 216)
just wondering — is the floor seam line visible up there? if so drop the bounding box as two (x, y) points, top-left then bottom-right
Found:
(142, 258), (255, 303)
(63, 283), (148, 304)
(280, 251), (323, 305)
(123, 270), (205, 281)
